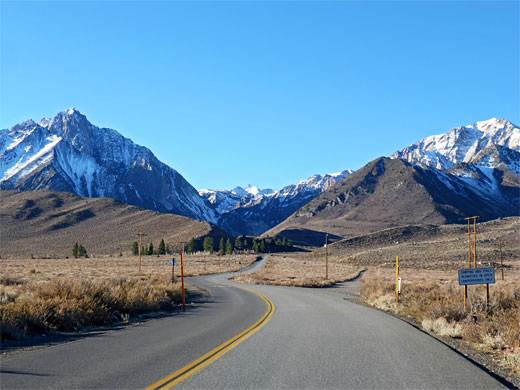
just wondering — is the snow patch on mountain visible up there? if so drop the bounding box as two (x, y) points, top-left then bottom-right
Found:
(392, 118), (520, 174)
(0, 108), (218, 223)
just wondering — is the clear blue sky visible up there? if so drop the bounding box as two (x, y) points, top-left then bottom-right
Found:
(1, 1), (518, 191)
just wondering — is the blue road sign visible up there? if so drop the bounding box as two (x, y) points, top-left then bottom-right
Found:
(458, 267), (495, 286)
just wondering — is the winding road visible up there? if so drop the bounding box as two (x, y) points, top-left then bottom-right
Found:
(0, 256), (506, 389)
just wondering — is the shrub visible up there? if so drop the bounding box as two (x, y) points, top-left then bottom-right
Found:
(0, 277), (182, 340)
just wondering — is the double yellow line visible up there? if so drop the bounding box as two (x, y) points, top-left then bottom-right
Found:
(146, 286), (275, 390)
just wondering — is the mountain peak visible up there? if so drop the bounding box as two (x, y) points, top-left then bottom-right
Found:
(0, 109), (218, 223)
(392, 118), (519, 172)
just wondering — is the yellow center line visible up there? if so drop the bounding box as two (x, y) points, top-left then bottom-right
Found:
(146, 285), (275, 390)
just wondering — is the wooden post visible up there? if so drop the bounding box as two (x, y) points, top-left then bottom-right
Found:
(325, 234), (328, 280)
(486, 283), (490, 311)
(396, 256), (399, 304)
(499, 239), (504, 281)
(171, 258), (175, 283)
(180, 249), (185, 312)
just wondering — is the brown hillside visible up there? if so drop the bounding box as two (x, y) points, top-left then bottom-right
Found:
(325, 217), (519, 269)
(267, 157), (518, 242)
(0, 190), (229, 258)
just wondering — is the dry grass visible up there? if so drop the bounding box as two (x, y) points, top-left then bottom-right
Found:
(326, 217), (519, 271)
(0, 254), (258, 287)
(1, 276), (182, 340)
(0, 254), (257, 340)
(360, 268), (520, 378)
(235, 253), (363, 287)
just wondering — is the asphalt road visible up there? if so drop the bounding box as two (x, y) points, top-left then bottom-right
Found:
(1, 256), (506, 389)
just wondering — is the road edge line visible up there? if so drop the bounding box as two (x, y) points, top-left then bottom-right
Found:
(146, 286), (274, 390)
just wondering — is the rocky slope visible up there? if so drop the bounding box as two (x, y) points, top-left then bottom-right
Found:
(267, 157), (519, 244)
(0, 109), (217, 223)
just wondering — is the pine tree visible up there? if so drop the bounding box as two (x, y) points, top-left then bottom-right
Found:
(166, 244), (170, 254)
(72, 243), (79, 258)
(252, 240), (259, 253)
(219, 237), (225, 255)
(226, 238), (233, 255)
(78, 244), (87, 258)
(131, 241), (139, 256)
(235, 236), (242, 251)
(259, 239), (266, 253)
(187, 238), (197, 254)
(158, 239), (166, 255)
(148, 242), (154, 256)
(203, 237), (214, 254)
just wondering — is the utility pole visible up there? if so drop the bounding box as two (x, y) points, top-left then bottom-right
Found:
(464, 219), (471, 311)
(325, 234), (328, 280)
(473, 216), (479, 268)
(136, 232), (147, 273)
(464, 216), (479, 311)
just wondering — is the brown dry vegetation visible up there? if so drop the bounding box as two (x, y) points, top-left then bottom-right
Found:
(235, 253), (363, 287)
(1, 276), (182, 340)
(0, 254), (258, 340)
(361, 269), (520, 380)
(325, 217), (519, 270)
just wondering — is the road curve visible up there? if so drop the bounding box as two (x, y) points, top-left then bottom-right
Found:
(0, 261), (270, 390)
(1, 255), (506, 389)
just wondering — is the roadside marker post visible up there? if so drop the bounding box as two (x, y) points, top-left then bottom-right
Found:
(396, 256), (400, 304)
(499, 239), (504, 281)
(180, 250), (185, 312)
(325, 234), (328, 280)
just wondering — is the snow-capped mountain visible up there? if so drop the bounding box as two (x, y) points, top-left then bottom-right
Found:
(392, 118), (520, 174)
(199, 185), (276, 215)
(200, 170), (352, 236)
(0, 108), (218, 222)
(389, 117), (519, 219)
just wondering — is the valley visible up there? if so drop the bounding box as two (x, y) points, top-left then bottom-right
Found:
(1, 111), (519, 388)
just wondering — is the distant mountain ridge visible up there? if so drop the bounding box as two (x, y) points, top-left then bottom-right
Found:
(0, 108), (217, 223)
(200, 170), (352, 236)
